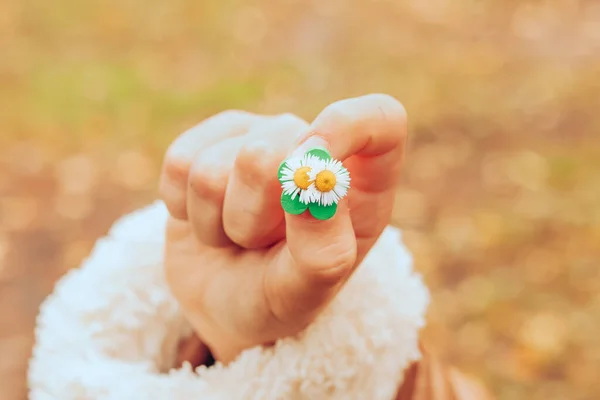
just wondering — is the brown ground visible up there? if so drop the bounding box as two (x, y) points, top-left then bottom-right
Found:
(1, 1), (600, 399)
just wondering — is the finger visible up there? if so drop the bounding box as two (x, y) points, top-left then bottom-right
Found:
(159, 111), (266, 220)
(265, 200), (357, 326)
(223, 114), (309, 249)
(187, 136), (247, 247)
(298, 93), (408, 261)
(264, 94), (407, 324)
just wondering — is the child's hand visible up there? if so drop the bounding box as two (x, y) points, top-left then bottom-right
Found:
(160, 94), (407, 363)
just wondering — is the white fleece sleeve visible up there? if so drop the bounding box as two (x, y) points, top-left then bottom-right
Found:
(28, 201), (429, 400)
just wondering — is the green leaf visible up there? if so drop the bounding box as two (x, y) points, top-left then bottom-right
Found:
(306, 147), (331, 161)
(309, 202), (337, 220)
(281, 192), (308, 215)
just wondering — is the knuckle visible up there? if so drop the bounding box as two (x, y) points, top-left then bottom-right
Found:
(160, 147), (192, 220)
(163, 143), (191, 183)
(208, 109), (260, 130)
(226, 224), (260, 249)
(235, 141), (281, 187)
(159, 179), (188, 220)
(320, 100), (358, 127)
(301, 242), (357, 285)
(225, 207), (281, 249)
(273, 113), (308, 129)
(188, 160), (227, 202)
(212, 109), (251, 121)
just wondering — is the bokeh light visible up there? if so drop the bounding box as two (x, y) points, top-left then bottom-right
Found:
(1, 1), (599, 399)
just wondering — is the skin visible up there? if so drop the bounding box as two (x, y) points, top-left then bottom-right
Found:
(160, 94), (408, 364)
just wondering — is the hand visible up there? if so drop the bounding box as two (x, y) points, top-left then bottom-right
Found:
(160, 94), (408, 363)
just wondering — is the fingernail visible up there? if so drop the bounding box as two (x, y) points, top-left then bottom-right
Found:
(293, 135), (329, 157)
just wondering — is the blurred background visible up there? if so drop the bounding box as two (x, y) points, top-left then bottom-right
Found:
(1, 0), (599, 399)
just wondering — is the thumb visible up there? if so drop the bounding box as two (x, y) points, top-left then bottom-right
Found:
(266, 139), (357, 324)
(265, 93), (407, 328)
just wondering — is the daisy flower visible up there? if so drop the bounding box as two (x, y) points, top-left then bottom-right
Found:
(278, 153), (320, 204)
(309, 158), (351, 206)
(278, 147), (351, 220)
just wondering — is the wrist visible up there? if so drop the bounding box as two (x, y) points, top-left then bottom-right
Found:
(207, 342), (247, 365)
(205, 331), (274, 365)
(186, 316), (260, 365)
(175, 333), (211, 368)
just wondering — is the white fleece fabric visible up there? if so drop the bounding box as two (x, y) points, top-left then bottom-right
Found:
(28, 201), (429, 400)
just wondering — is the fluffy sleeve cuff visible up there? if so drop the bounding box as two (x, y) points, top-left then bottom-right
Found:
(28, 202), (429, 400)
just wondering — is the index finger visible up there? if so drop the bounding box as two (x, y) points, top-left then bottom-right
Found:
(298, 94), (408, 257)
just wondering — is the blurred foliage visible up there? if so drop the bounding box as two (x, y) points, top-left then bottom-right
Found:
(1, 0), (600, 399)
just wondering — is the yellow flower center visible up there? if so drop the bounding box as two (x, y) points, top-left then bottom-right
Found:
(315, 170), (336, 192)
(293, 166), (312, 190)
